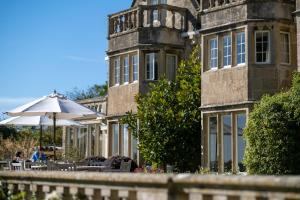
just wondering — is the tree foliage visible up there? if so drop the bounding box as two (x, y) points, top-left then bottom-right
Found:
(244, 73), (300, 175)
(122, 47), (201, 172)
(66, 82), (108, 100)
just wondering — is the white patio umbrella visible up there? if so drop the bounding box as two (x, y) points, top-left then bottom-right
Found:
(6, 91), (97, 159)
(0, 116), (83, 150)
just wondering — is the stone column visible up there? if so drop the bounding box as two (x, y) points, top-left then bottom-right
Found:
(87, 125), (92, 157)
(95, 124), (100, 156)
(74, 127), (78, 149)
(62, 127), (67, 157)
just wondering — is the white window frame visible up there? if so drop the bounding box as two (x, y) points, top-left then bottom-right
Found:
(209, 38), (218, 70)
(236, 32), (246, 65)
(280, 31), (291, 65)
(114, 57), (120, 86)
(132, 54), (139, 82)
(255, 30), (270, 64)
(166, 54), (178, 81)
(123, 56), (129, 84)
(223, 35), (232, 68)
(146, 53), (158, 80)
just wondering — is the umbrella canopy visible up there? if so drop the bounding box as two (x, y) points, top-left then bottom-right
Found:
(6, 91), (97, 119)
(0, 116), (83, 127)
(5, 91), (98, 160)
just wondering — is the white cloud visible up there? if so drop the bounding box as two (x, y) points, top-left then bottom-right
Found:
(65, 55), (101, 63)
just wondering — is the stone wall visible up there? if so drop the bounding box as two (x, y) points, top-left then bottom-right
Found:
(107, 83), (139, 117)
(1, 171), (300, 200)
(201, 66), (248, 107)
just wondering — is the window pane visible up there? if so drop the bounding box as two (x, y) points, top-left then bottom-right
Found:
(167, 54), (177, 81)
(133, 55), (139, 81)
(123, 124), (129, 157)
(124, 56), (129, 83)
(223, 115), (232, 172)
(114, 57), (120, 85)
(256, 31), (269, 63)
(131, 135), (138, 161)
(210, 38), (218, 69)
(237, 32), (245, 65)
(237, 114), (246, 172)
(112, 124), (119, 155)
(280, 33), (290, 64)
(209, 117), (218, 172)
(223, 35), (231, 67)
(146, 53), (158, 80)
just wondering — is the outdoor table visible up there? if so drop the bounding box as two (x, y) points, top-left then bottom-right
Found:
(31, 165), (47, 171)
(76, 165), (108, 172)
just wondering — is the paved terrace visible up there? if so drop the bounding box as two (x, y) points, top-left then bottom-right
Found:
(1, 171), (300, 200)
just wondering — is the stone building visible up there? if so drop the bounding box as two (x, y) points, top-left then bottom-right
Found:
(63, 96), (108, 159)
(106, 0), (200, 163)
(105, 0), (297, 170)
(199, 0), (297, 173)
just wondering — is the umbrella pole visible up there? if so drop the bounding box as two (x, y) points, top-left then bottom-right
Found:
(40, 125), (42, 150)
(53, 113), (56, 160)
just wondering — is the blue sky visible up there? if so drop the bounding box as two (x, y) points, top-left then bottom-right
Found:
(0, 0), (132, 118)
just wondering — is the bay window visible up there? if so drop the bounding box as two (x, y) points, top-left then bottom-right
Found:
(280, 32), (290, 64)
(132, 55), (139, 82)
(223, 35), (231, 68)
(114, 57), (120, 85)
(123, 56), (129, 84)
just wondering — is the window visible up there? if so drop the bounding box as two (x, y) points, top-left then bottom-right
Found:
(146, 53), (158, 80)
(223, 35), (231, 68)
(280, 32), (290, 64)
(237, 32), (245, 65)
(209, 38), (218, 69)
(166, 54), (177, 81)
(237, 114), (246, 172)
(223, 115), (232, 172)
(209, 116), (218, 172)
(255, 31), (270, 63)
(114, 57), (120, 85)
(112, 124), (119, 155)
(150, 0), (159, 21)
(132, 55), (139, 81)
(123, 56), (129, 83)
(122, 124), (129, 157)
(131, 135), (138, 161)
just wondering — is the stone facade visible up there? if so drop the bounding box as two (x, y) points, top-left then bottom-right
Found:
(106, 0), (200, 164)
(200, 0), (297, 173)
(107, 0), (298, 169)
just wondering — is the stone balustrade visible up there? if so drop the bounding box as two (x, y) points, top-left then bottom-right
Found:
(1, 171), (300, 200)
(201, 0), (296, 11)
(108, 5), (187, 37)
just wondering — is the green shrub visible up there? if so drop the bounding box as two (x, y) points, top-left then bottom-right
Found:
(244, 73), (300, 175)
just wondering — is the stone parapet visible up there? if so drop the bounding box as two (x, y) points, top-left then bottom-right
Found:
(1, 171), (300, 200)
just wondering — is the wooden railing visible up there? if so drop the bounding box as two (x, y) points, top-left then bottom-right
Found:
(108, 5), (187, 37)
(1, 171), (300, 200)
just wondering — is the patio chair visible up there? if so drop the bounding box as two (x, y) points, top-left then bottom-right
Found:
(102, 160), (132, 172)
(23, 161), (33, 171)
(11, 162), (23, 171)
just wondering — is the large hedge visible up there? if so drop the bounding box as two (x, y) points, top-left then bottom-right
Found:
(244, 73), (300, 175)
(122, 47), (201, 172)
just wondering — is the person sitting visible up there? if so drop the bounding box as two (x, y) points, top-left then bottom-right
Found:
(12, 151), (23, 163)
(31, 147), (40, 162)
(31, 147), (47, 162)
